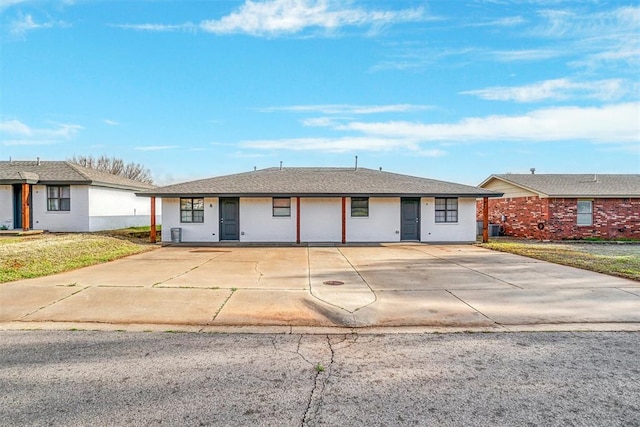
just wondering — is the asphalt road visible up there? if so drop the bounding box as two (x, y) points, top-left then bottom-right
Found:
(1, 331), (639, 426)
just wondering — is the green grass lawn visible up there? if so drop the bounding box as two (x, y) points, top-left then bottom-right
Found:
(0, 232), (155, 283)
(480, 240), (640, 282)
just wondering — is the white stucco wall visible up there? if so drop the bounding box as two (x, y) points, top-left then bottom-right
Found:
(421, 197), (477, 242)
(239, 197), (297, 242)
(300, 197), (342, 242)
(346, 197), (401, 242)
(158, 195), (478, 243)
(0, 185), (13, 229)
(161, 197), (219, 242)
(88, 186), (161, 231)
(31, 185), (90, 232)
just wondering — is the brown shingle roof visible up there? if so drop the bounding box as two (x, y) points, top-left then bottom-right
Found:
(138, 167), (500, 197)
(0, 161), (155, 190)
(480, 174), (640, 197)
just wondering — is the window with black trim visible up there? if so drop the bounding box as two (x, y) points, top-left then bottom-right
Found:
(273, 197), (291, 217)
(577, 200), (593, 226)
(435, 198), (458, 223)
(180, 198), (204, 223)
(47, 185), (71, 211)
(351, 197), (369, 217)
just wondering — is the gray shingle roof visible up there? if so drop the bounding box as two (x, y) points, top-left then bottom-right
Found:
(138, 167), (500, 198)
(481, 174), (640, 197)
(0, 161), (155, 190)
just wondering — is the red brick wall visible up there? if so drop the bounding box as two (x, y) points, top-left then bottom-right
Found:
(477, 197), (640, 240)
(477, 196), (550, 239)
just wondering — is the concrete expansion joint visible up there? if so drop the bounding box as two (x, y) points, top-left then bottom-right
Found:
(20, 285), (90, 320)
(446, 290), (499, 325)
(208, 288), (236, 324)
(154, 257), (218, 287)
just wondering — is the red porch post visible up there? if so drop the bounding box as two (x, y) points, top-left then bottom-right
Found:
(22, 183), (30, 231)
(341, 197), (346, 244)
(296, 197), (301, 244)
(150, 196), (157, 243)
(482, 197), (489, 243)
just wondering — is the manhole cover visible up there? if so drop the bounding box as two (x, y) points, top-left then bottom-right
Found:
(323, 280), (344, 286)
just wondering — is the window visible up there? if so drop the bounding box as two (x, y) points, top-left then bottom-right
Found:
(351, 197), (369, 217)
(273, 197), (291, 217)
(435, 198), (458, 223)
(47, 185), (70, 211)
(577, 200), (593, 226)
(180, 198), (204, 223)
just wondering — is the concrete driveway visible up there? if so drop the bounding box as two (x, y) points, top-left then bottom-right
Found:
(1, 244), (639, 332)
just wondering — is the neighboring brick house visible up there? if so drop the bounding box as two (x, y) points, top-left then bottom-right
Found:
(477, 174), (640, 240)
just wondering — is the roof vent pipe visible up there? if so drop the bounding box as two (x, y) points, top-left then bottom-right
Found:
(279, 161), (283, 170)
(379, 167), (382, 171)
(253, 166), (256, 171)
(355, 155), (358, 171)
(530, 168), (535, 174)
(37, 157), (41, 166)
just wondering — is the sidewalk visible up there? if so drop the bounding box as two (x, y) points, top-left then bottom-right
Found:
(1, 244), (639, 333)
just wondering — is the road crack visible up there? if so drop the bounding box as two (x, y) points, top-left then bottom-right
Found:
(302, 334), (339, 426)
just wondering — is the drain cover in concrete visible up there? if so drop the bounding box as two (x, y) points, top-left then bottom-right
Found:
(323, 280), (344, 286)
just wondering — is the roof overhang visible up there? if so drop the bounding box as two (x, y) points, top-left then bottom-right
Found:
(137, 192), (503, 198)
(478, 175), (547, 197)
(0, 171), (40, 185)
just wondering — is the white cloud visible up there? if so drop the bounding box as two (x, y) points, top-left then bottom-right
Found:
(200, 0), (425, 36)
(0, 0), (28, 11)
(117, 0), (426, 36)
(0, 119), (82, 145)
(461, 78), (628, 102)
(241, 136), (422, 153)
(535, 6), (640, 39)
(262, 104), (432, 114)
(344, 102), (640, 143)
(534, 6), (640, 69)
(467, 16), (525, 27)
(134, 145), (179, 151)
(242, 103), (639, 155)
(301, 117), (338, 127)
(0, 119), (31, 135)
(491, 49), (561, 62)
(112, 23), (196, 32)
(9, 14), (68, 36)
(103, 119), (120, 126)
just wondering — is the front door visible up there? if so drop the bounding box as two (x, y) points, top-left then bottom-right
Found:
(219, 198), (240, 240)
(401, 198), (420, 241)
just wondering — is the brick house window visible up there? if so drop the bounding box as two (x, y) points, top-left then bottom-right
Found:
(273, 197), (291, 217)
(577, 200), (593, 226)
(47, 185), (71, 211)
(435, 198), (458, 223)
(180, 198), (204, 223)
(351, 197), (369, 217)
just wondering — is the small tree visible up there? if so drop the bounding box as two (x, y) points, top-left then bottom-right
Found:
(68, 155), (154, 184)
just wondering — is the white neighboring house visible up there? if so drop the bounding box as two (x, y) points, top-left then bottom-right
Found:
(137, 167), (500, 244)
(0, 160), (161, 232)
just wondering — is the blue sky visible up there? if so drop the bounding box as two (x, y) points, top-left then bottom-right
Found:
(1, 0), (638, 186)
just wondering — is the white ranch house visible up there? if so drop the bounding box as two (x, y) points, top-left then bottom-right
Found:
(138, 167), (500, 244)
(0, 160), (160, 232)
